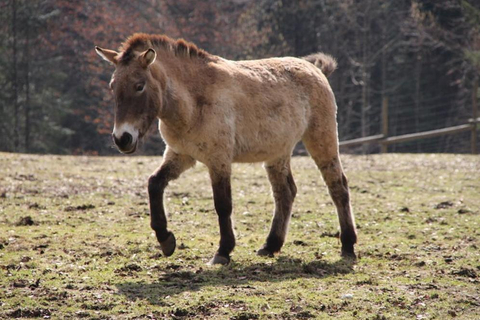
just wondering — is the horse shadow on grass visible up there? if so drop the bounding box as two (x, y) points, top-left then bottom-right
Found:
(115, 256), (355, 306)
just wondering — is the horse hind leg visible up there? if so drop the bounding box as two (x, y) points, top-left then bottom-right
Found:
(257, 157), (297, 257)
(302, 131), (357, 258)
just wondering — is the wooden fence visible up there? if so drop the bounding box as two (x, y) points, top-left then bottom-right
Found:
(339, 80), (479, 154)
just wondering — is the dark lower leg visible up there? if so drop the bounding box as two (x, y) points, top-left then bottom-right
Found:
(258, 164), (296, 256)
(321, 162), (357, 257)
(148, 167), (177, 256)
(210, 174), (235, 264)
(303, 132), (357, 257)
(337, 174), (357, 257)
(148, 152), (195, 256)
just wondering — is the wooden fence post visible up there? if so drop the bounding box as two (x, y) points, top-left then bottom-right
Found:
(381, 97), (389, 153)
(472, 78), (478, 155)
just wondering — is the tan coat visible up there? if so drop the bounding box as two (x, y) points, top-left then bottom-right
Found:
(96, 34), (357, 264)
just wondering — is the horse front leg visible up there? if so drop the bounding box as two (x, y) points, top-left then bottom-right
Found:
(148, 148), (195, 257)
(208, 165), (235, 265)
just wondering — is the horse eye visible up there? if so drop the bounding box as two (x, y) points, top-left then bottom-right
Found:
(135, 83), (145, 92)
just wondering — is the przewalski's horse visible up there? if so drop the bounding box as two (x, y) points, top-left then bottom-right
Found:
(95, 33), (357, 265)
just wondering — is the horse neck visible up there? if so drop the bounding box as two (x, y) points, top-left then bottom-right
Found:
(156, 53), (213, 130)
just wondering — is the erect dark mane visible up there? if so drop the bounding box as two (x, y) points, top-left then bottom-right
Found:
(118, 33), (211, 65)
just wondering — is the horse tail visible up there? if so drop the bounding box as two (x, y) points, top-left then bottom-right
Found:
(302, 53), (337, 78)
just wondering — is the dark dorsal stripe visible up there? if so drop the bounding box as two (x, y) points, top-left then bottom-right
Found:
(119, 33), (210, 65)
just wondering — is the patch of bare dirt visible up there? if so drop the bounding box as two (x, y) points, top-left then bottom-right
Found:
(65, 204), (95, 211)
(15, 216), (35, 226)
(8, 308), (52, 318)
(434, 201), (454, 209)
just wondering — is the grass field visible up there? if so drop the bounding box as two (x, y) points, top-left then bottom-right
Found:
(0, 152), (479, 319)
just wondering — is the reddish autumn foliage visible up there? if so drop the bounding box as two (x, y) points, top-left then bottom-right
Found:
(1, 0), (478, 154)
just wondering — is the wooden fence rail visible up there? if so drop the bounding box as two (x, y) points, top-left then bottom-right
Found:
(339, 81), (479, 154)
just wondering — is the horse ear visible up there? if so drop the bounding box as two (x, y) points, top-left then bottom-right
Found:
(141, 48), (156, 67)
(95, 46), (118, 65)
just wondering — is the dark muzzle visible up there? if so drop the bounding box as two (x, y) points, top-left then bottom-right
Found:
(113, 132), (133, 151)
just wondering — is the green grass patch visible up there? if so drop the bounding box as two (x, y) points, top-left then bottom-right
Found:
(0, 153), (479, 319)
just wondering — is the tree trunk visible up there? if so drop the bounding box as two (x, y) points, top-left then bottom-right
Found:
(12, 0), (19, 152)
(414, 49), (422, 152)
(361, 2), (370, 154)
(25, 18), (31, 152)
(381, 27), (388, 153)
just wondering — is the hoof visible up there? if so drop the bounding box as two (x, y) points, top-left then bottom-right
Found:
(207, 254), (230, 265)
(341, 245), (356, 260)
(257, 247), (274, 257)
(160, 232), (176, 257)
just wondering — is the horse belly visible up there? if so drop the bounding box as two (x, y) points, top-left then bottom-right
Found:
(232, 93), (309, 163)
(232, 122), (304, 163)
(233, 148), (276, 163)
(233, 148), (292, 163)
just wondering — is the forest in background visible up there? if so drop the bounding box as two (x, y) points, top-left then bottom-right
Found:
(1, 0), (479, 155)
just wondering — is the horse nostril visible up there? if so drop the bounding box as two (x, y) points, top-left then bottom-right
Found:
(113, 132), (133, 149)
(121, 132), (132, 147)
